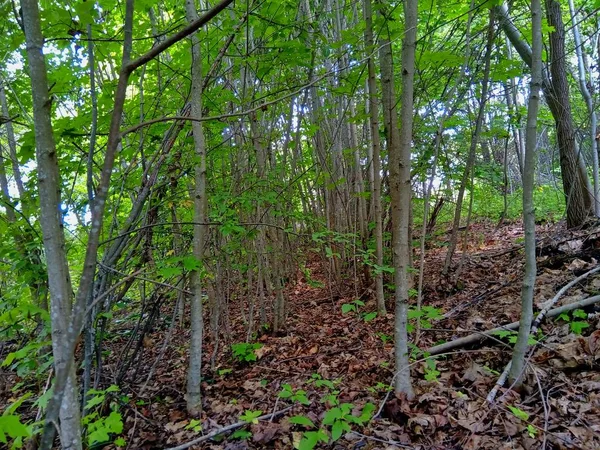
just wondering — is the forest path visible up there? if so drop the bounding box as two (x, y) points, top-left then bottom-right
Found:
(103, 221), (600, 448)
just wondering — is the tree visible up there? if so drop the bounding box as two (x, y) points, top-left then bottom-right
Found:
(496, 1), (594, 228)
(21, 0), (83, 447)
(509, 0), (542, 386)
(184, 0), (208, 417)
(394, 0), (418, 398)
(363, 0), (386, 314)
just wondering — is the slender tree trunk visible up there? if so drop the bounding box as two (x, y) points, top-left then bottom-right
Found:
(363, 0), (386, 314)
(21, 0), (83, 448)
(185, 0), (208, 417)
(444, 12), (494, 275)
(509, 0), (542, 385)
(0, 82), (25, 198)
(379, 0), (416, 398)
(393, 0), (418, 398)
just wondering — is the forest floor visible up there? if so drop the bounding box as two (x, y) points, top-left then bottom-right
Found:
(4, 220), (600, 449)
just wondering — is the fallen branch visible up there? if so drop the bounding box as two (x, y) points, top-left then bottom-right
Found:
(426, 294), (600, 356)
(164, 406), (293, 450)
(486, 265), (600, 403)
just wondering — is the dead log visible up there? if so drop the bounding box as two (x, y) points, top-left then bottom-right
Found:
(426, 294), (600, 356)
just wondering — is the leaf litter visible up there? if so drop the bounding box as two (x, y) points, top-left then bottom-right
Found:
(3, 220), (600, 449)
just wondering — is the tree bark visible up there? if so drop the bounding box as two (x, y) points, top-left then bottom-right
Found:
(509, 0), (542, 386)
(496, 1), (593, 228)
(568, 0), (599, 216)
(363, 0), (386, 314)
(394, 0), (417, 398)
(185, 0), (208, 417)
(379, 0), (415, 398)
(20, 0), (83, 448)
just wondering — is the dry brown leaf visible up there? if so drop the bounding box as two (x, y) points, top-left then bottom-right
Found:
(164, 421), (188, 432)
(587, 330), (600, 357)
(251, 422), (281, 444)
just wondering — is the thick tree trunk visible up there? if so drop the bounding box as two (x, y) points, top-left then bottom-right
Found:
(545, 0), (591, 227)
(496, 1), (593, 228)
(568, 0), (599, 216)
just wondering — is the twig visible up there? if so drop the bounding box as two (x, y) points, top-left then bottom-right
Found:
(347, 431), (415, 448)
(164, 406), (293, 450)
(533, 367), (550, 450)
(36, 368), (54, 422)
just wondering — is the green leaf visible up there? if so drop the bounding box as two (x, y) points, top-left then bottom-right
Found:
(572, 309), (587, 319)
(0, 415), (31, 443)
(570, 321), (589, 335)
(330, 419), (351, 442)
(85, 393), (106, 410)
(363, 312), (377, 322)
(88, 428), (110, 446)
(105, 411), (123, 434)
(232, 429), (252, 439)
(298, 429), (329, 450)
(508, 405), (529, 422)
(289, 415), (315, 428)
(240, 410), (262, 424)
(322, 408), (342, 425)
(186, 418), (202, 431)
(114, 437), (126, 447)
(341, 303), (355, 314)
(357, 403), (375, 423)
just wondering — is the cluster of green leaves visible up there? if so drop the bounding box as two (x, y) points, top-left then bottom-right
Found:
(341, 299), (377, 322)
(231, 342), (263, 362)
(290, 402), (375, 450)
(0, 394), (34, 449)
(508, 405), (537, 438)
(557, 309), (590, 335)
(83, 385), (125, 447)
(494, 330), (539, 345)
(407, 305), (443, 332)
(2, 340), (53, 380)
(279, 383), (311, 405)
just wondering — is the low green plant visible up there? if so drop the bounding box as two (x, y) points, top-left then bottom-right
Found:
(300, 265), (324, 288)
(308, 373), (339, 390)
(279, 384), (311, 405)
(423, 357), (440, 381)
(407, 305), (443, 333)
(291, 402), (375, 450)
(0, 394), (34, 449)
(240, 409), (263, 424)
(367, 381), (392, 394)
(185, 419), (202, 432)
(231, 342), (263, 362)
(2, 340), (53, 379)
(507, 405), (537, 438)
(82, 385), (125, 447)
(557, 309), (590, 335)
(376, 332), (392, 345)
(341, 299), (377, 322)
(494, 330), (538, 345)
